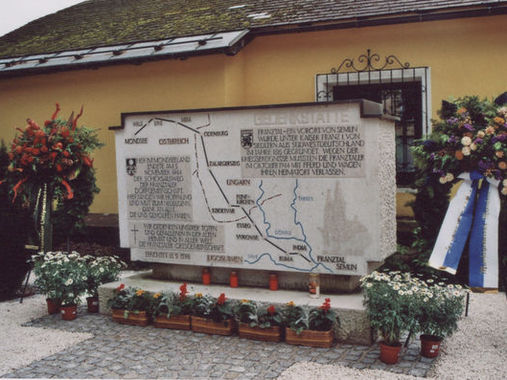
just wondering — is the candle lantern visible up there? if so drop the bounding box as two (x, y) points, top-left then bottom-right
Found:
(308, 273), (320, 298)
(230, 271), (239, 288)
(202, 268), (211, 285)
(269, 274), (278, 291)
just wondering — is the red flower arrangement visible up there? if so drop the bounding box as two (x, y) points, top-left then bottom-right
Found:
(1, 103), (102, 203)
(179, 283), (188, 301)
(206, 292), (233, 322)
(309, 298), (337, 331)
(217, 293), (227, 305)
(259, 304), (282, 328)
(319, 297), (331, 312)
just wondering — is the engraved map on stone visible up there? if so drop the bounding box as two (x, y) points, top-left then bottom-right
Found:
(115, 103), (386, 275)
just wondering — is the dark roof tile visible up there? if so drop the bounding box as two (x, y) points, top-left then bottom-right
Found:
(0, 0), (505, 58)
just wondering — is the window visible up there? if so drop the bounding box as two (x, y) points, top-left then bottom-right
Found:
(315, 50), (430, 186)
(333, 82), (422, 185)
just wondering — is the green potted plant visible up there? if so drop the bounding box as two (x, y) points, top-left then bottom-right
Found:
(32, 252), (64, 314)
(190, 292), (235, 336)
(151, 283), (193, 330)
(415, 282), (467, 357)
(108, 284), (151, 326)
(360, 270), (419, 364)
(32, 251), (88, 319)
(282, 300), (308, 334)
(283, 299), (337, 348)
(84, 255), (126, 313)
(57, 252), (88, 320)
(234, 300), (282, 342)
(309, 297), (337, 332)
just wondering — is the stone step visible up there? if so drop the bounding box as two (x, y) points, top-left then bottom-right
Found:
(98, 271), (372, 345)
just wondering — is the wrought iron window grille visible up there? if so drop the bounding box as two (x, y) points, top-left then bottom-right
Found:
(315, 49), (432, 186)
(329, 48), (410, 74)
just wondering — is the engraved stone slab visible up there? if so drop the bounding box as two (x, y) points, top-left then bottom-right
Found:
(114, 101), (396, 276)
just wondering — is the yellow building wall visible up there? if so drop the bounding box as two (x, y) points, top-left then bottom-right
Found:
(0, 15), (506, 215)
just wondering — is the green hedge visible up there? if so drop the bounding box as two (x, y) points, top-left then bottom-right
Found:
(0, 140), (31, 300)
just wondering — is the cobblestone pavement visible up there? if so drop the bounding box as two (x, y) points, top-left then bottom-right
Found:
(2, 308), (435, 379)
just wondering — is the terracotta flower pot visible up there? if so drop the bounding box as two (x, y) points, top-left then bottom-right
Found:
(190, 316), (234, 336)
(285, 327), (334, 348)
(379, 341), (402, 364)
(420, 334), (443, 358)
(86, 297), (99, 313)
(60, 305), (77, 321)
(111, 309), (150, 326)
(153, 314), (191, 330)
(46, 298), (61, 315)
(238, 322), (281, 342)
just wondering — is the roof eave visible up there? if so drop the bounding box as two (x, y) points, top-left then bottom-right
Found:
(0, 48), (228, 78)
(248, 3), (507, 36)
(0, 30), (251, 78)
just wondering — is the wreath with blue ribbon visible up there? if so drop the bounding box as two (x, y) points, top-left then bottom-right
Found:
(412, 96), (506, 289)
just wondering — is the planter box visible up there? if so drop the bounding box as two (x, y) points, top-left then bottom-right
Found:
(191, 316), (234, 336)
(111, 309), (150, 327)
(238, 322), (281, 342)
(153, 314), (191, 330)
(285, 327), (334, 348)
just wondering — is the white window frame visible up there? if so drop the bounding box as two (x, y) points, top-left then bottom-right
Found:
(315, 67), (432, 136)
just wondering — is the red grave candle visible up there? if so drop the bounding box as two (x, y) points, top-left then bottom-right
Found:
(202, 268), (211, 285)
(269, 274), (278, 291)
(230, 271), (238, 288)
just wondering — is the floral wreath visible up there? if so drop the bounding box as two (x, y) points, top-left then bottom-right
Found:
(412, 97), (506, 195)
(412, 96), (506, 289)
(0, 103), (102, 205)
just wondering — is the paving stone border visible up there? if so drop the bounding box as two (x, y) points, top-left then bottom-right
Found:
(2, 308), (435, 379)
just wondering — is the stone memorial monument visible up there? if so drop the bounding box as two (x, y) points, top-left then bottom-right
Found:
(114, 100), (396, 292)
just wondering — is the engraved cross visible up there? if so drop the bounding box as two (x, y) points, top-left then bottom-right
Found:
(131, 225), (139, 244)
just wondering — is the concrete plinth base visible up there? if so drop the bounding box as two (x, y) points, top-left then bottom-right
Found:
(98, 271), (373, 345)
(152, 264), (366, 293)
